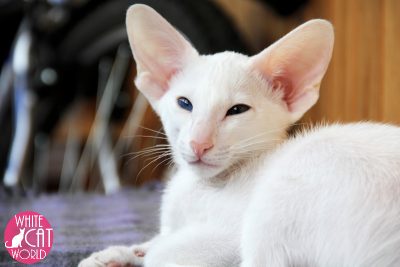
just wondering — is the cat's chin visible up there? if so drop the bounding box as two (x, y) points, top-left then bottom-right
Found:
(188, 160), (219, 169)
(183, 160), (226, 179)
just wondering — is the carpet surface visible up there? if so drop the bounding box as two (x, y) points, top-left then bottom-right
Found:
(0, 185), (161, 267)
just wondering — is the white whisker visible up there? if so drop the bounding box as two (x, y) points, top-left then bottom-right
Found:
(136, 151), (171, 180)
(137, 125), (167, 136)
(150, 156), (173, 176)
(123, 148), (171, 159)
(122, 134), (169, 140)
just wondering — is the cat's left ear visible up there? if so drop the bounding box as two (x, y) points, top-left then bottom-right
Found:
(250, 19), (334, 121)
(126, 4), (198, 108)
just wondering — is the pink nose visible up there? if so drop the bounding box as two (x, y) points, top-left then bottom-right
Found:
(190, 141), (214, 158)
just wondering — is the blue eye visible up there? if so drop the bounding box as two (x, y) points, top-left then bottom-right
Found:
(177, 97), (193, 112)
(226, 104), (250, 116)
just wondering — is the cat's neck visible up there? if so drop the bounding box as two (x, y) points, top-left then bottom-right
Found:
(188, 148), (277, 188)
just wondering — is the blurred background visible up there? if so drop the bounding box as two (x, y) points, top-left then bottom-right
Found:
(0, 0), (399, 195)
(1, 1), (399, 265)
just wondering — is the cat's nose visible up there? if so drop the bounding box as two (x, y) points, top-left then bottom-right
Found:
(190, 141), (214, 158)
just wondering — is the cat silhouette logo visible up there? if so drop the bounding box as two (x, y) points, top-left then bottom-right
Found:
(3, 211), (53, 264)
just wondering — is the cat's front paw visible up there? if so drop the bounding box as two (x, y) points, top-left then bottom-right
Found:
(78, 245), (146, 267)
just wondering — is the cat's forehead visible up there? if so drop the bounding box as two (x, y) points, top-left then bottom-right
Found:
(172, 52), (255, 97)
(192, 52), (250, 87)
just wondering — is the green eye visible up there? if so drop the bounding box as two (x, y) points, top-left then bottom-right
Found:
(226, 104), (250, 116)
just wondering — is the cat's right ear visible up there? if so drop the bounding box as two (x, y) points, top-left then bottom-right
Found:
(126, 4), (198, 108)
(250, 19), (334, 122)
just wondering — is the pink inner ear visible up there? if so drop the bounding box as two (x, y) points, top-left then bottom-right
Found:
(131, 31), (185, 91)
(126, 4), (198, 100)
(271, 76), (295, 111)
(251, 19), (334, 116)
(271, 64), (320, 113)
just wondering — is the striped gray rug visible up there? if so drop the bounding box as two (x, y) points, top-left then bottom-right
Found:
(0, 186), (161, 267)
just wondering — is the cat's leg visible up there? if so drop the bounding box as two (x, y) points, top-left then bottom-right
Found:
(143, 225), (240, 267)
(240, 240), (289, 267)
(240, 181), (305, 267)
(130, 241), (151, 260)
(78, 239), (154, 267)
(240, 217), (290, 267)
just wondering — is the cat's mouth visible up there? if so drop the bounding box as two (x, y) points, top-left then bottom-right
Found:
(188, 159), (219, 168)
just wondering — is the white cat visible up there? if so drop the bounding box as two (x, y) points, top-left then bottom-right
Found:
(79, 4), (400, 267)
(5, 228), (25, 248)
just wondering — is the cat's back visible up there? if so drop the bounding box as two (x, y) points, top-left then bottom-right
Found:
(293, 122), (400, 152)
(268, 122), (400, 178)
(258, 122), (400, 202)
(247, 122), (400, 266)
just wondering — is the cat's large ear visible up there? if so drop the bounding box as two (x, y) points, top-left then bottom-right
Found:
(126, 4), (198, 107)
(250, 19), (334, 121)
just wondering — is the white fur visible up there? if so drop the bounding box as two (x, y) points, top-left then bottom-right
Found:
(241, 123), (400, 267)
(79, 4), (400, 267)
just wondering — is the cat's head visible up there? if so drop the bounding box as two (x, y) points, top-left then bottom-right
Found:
(126, 5), (334, 179)
(20, 228), (25, 233)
